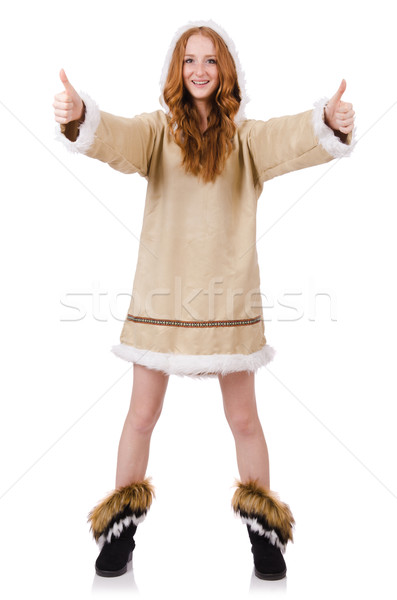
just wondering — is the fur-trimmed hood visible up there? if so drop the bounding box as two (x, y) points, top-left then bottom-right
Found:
(159, 19), (249, 124)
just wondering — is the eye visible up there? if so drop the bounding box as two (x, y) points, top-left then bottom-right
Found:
(207, 59), (217, 64)
(184, 58), (193, 63)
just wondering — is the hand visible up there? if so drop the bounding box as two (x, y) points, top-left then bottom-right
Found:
(53, 69), (84, 124)
(324, 79), (355, 134)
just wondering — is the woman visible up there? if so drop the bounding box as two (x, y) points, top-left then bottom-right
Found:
(54, 20), (355, 580)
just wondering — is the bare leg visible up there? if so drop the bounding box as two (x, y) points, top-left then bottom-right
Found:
(115, 363), (169, 488)
(218, 370), (270, 489)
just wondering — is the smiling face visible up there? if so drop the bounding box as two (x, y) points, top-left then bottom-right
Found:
(182, 34), (220, 108)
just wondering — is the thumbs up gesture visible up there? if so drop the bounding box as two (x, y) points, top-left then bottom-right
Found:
(324, 79), (355, 134)
(53, 69), (84, 124)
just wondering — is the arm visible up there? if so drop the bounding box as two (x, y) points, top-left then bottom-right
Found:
(56, 92), (157, 176)
(248, 87), (356, 186)
(53, 70), (157, 176)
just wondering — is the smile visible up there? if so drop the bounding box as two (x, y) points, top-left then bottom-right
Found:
(192, 80), (209, 86)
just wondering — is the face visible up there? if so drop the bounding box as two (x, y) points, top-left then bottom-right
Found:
(182, 34), (219, 106)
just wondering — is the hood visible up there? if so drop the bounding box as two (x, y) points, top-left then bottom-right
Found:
(159, 19), (249, 124)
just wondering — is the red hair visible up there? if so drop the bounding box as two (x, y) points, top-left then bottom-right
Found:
(163, 27), (242, 183)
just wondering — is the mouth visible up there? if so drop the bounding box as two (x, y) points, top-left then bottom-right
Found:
(191, 80), (210, 86)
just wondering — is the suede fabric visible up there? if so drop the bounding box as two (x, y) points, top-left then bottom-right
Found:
(60, 105), (346, 377)
(247, 525), (287, 580)
(95, 521), (137, 577)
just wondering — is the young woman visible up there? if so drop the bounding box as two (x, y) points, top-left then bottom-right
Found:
(54, 20), (355, 580)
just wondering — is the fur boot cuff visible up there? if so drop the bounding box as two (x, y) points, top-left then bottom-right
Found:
(231, 479), (295, 553)
(87, 478), (155, 548)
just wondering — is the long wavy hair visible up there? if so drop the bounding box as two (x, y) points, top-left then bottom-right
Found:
(163, 27), (242, 183)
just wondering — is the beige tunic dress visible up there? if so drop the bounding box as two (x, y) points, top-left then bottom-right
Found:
(58, 93), (354, 378)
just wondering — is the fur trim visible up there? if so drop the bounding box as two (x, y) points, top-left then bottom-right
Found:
(159, 19), (249, 124)
(232, 479), (295, 546)
(111, 343), (276, 378)
(87, 478), (155, 542)
(312, 97), (357, 158)
(55, 91), (100, 154)
(241, 516), (287, 553)
(97, 512), (147, 550)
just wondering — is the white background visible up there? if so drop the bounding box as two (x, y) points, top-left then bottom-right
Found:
(1, 0), (396, 598)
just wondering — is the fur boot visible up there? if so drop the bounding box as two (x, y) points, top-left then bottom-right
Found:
(231, 479), (295, 580)
(87, 478), (155, 577)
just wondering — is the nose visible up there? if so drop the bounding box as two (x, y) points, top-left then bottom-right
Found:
(195, 61), (205, 76)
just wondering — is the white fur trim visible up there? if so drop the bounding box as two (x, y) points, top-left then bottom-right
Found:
(241, 515), (287, 554)
(97, 512), (147, 550)
(54, 91), (100, 154)
(159, 19), (249, 124)
(111, 343), (275, 378)
(312, 97), (357, 158)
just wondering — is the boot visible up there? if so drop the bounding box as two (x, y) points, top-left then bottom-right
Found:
(231, 479), (295, 580)
(87, 478), (155, 577)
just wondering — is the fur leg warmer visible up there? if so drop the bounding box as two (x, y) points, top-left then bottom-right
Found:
(232, 479), (295, 580)
(87, 478), (155, 577)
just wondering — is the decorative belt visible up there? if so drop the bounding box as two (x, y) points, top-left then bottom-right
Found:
(127, 314), (262, 328)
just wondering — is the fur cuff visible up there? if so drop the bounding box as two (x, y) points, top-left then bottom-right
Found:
(232, 479), (295, 553)
(87, 478), (155, 545)
(54, 91), (100, 154)
(312, 97), (356, 158)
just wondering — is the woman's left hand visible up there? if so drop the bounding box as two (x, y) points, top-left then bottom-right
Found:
(324, 79), (355, 134)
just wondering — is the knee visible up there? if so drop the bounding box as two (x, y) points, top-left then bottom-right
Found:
(127, 404), (161, 434)
(225, 409), (259, 437)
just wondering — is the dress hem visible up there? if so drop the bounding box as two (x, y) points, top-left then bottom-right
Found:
(111, 343), (276, 379)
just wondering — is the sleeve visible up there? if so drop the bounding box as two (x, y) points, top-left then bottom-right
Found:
(247, 97), (356, 186)
(55, 92), (158, 177)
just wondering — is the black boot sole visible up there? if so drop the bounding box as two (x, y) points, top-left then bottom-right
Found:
(95, 550), (133, 577)
(254, 566), (287, 580)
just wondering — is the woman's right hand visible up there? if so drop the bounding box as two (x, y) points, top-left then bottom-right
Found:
(53, 69), (84, 124)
